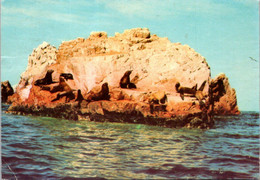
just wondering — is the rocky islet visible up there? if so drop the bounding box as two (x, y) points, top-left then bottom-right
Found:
(5, 28), (240, 128)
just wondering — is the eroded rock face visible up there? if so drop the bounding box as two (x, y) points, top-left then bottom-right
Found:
(7, 28), (240, 128)
(1, 81), (14, 103)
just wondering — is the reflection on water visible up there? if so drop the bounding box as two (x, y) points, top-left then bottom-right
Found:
(2, 104), (259, 179)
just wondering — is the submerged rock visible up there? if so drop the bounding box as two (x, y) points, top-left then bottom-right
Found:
(7, 28), (240, 128)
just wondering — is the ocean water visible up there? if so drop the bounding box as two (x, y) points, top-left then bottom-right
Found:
(1, 104), (259, 179)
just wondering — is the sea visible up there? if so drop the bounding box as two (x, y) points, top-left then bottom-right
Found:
(1, 104), (259, 179)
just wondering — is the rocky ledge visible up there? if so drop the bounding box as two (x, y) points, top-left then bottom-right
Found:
(6, 28), (240, 129)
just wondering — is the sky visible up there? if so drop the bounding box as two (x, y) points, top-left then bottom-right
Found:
(1, 0), (259, 111)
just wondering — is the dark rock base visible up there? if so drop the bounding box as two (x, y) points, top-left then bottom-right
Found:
(7, 101), (214, 129)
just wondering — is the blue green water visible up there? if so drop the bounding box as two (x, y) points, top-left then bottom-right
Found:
(2, 104), (259, 179)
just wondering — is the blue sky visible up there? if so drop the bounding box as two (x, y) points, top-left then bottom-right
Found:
(1, 0), (259, 111)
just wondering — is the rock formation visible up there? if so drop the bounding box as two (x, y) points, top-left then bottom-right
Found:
(6, 28), (240, 128)
(211, 73), (240, 115)
(1, 80), (14, 104)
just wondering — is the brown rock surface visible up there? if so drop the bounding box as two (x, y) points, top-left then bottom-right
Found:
(7, 28), (240, 128)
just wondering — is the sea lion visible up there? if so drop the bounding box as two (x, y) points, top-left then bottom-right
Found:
(75, 89), (84, 108)
(175, 82), (197, 100)
(119, 70), (137, 89)
(86, 82), (110, 101)
(120, 70), (132, 88)
(75, 89), (84, 102)
(148, 91), (168, 114)
(60, 73), (74, 80)
(50, 76), (76, 102)
(50, 76), (72, 93)
(34, 69), (55, 86)
(175, 81), (207, 101)
(148, 91), (168, 105)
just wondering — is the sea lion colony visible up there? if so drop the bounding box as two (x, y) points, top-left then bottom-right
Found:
(34, 69), (209, 112)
